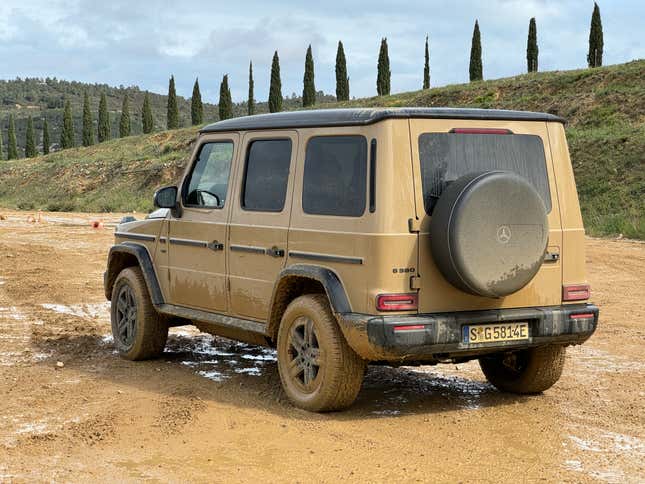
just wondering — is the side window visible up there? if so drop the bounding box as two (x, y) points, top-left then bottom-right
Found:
(302, 136), (367, 217)
(242, 139), (292, 212)
(184, 141), (234, 208)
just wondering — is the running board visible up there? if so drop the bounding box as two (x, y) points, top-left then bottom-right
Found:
(156, 304), (270, 346)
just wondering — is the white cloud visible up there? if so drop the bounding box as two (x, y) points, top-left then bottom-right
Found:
(0, 0), (642, 102)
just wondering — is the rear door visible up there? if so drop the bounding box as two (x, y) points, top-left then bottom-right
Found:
(228, 131), (298, 321)
(166, 135), (238, 312)
(409, 119), (563, 312)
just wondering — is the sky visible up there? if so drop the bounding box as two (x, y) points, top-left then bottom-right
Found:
(0, 0), (642, 103)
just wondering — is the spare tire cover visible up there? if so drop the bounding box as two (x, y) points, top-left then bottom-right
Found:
(429, 171), (548, 298)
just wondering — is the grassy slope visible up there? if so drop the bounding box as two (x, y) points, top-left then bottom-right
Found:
(0, 60), (643, 237)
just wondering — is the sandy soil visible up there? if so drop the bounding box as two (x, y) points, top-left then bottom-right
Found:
(0, 209), (643, 483)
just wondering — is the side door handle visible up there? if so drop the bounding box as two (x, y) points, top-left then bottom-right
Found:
(266, 246), (285, 258)
(207, 240), (224, 251)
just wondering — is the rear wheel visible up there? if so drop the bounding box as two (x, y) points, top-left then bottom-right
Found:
(110, 267), (168, 360)
(479, 345), (566, 394)
(277, 295), (365, 412)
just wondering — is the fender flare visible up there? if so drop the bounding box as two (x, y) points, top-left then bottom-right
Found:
(104, 242), (164, 306)
(269, 264), (352, 315)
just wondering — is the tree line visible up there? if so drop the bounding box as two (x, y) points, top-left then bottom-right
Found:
(0, 3), (604, 159)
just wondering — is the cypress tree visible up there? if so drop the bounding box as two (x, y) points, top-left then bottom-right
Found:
(219, 75), (233, 121)
(142, 91), (154, 134)
(98, 93), (110, 142)
(587, 2), (603, 68)
(302, 45), (316, 107)
(42, 118), (50, 155)
(167, 75), (179, 129)
(7, 115), (18, 159)
(60, 100), (74, 149)
(0, 123), (3, 160)
(82, 91), (94, 146)
(191, 78), (203, 125)
(269, 51), (283, 113)
(423, 35), (430, 89)
(25, 116), (36, 157)
(527, 18), (538, 72)
(377, 38), (391, 96)
(119, 95), (131, 137)
(335, 41), (350, 101)
(248, 61), (255, 116)
(469, 20), (483, 81)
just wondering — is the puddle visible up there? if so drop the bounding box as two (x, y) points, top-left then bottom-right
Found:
(163, 328), (277, 383)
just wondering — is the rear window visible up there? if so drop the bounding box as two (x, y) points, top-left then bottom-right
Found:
(302, 136), (367, 217)
(418, 132), (551, 214)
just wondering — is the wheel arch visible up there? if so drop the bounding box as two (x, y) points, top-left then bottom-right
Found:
(267, 264), (351, 342)
(104, 243), (164, 306)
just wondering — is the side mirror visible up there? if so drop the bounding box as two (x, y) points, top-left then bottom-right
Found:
(153, 186), (178, 209)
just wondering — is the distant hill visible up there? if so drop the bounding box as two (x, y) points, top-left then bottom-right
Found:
(0, 77), (334, 155)
(0, 60), (643, 239)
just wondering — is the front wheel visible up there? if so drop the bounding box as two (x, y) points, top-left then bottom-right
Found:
(110, 266), (168, 360)
(479, 345), (566, 394)
(277, 295), (366, 412)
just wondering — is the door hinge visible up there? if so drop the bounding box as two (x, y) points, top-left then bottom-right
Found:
(408, 218), (420, 233)
(410, 275), (422, 290)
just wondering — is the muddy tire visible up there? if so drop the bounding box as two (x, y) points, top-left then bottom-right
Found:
(277, 294), (366, 412)
(110, 267), (168, 360)
(479, 345), (566, 394)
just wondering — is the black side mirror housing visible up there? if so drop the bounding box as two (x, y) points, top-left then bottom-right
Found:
(153, 186), (178, 209)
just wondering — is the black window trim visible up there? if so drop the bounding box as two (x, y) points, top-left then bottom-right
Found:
(240, 137), (293, 213)
(369, 138), (377, 213)
(182, 139), (235, 210)
(302, 134), (369, 218)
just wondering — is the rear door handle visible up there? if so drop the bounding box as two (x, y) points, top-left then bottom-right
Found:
(267, 246), (285, 258)
(544, 251), (560, 262)
(207, 240), (224, 251)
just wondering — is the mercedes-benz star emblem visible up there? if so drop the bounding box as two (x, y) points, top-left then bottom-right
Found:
(497, 225), (512, 244)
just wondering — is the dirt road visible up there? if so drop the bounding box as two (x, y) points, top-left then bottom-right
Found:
(0, 210), (643, 482)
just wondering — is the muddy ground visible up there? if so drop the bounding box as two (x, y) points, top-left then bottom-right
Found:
(0, 209), (643, 483)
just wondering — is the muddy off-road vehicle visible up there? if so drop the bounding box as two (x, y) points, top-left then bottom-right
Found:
(105, 108), (599, 411)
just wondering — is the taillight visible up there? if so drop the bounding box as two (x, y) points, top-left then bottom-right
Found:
(569, 313), (595, 320)
(376, 293), (418, 311)
(563, 284), (590, 301)
(450, 128), (513, 135)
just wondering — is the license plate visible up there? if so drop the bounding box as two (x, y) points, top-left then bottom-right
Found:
(463, 322), (529, 344)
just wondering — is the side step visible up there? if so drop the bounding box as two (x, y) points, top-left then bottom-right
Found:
(156, 304), (270, 346)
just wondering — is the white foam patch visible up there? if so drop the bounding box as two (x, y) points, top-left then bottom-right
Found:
(234, 367), (262, 376)
(41, 302), (110, 320)
(15, 422), (49, 435)
(240, 353), (276, 362)
(197, 370), (228, 382)
(564, 460), (583, 471)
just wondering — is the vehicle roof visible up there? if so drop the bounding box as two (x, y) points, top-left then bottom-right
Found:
(200, 107), (566, 133)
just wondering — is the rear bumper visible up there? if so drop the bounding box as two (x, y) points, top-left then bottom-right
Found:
(337, 304), (599, 363)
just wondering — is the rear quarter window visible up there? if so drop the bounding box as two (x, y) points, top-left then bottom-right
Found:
(419, 132), (552, 214)
(302, 135), (367, 217)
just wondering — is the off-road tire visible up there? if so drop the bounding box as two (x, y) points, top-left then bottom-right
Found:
(110, 266), (168, 360)
(277, 294), (366, 412)
(479, 345), (566, 394)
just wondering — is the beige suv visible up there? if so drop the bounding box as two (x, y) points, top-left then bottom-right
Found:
(104, 108), (599, 411)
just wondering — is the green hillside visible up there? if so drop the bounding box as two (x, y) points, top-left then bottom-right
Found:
(0, 60), (643, 238)
(0, 78), (333, 155)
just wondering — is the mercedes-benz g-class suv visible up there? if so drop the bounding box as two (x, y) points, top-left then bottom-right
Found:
(105, 108), (599, 412)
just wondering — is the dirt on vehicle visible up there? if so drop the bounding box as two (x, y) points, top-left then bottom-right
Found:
(0, 209), (643, 482)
